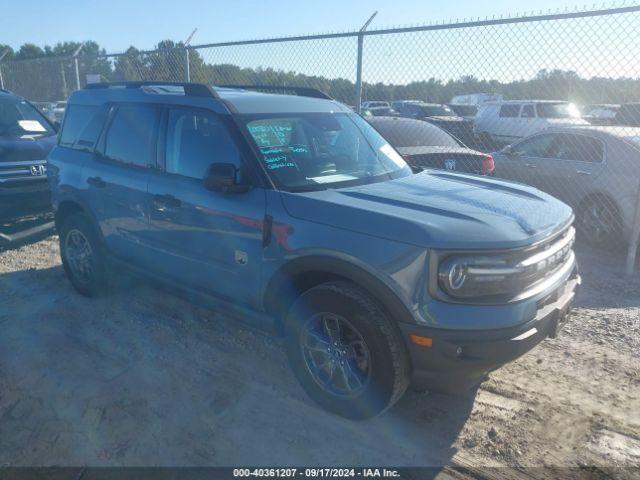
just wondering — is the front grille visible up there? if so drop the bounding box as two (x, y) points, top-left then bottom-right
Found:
(0, 161), (47, 184)
(508, 225), (575, 301)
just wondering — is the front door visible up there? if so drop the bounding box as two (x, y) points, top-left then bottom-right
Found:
(498, 133), (556, 189)
(147, 107), (266, 308)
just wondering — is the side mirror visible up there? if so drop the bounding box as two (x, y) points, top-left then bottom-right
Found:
(52, 120), (61, 131)
(204, 163), (250, 193)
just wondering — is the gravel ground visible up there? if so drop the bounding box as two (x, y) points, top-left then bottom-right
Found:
(0, 235), (638, 477)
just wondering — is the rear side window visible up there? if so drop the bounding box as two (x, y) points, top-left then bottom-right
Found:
(499, 105), (521, 118)
(552, 134), (604, 163)
(520, 105), (535, 118)
(165, 108), (241, 179)
(104, 104), (159, 167)
(59, 105), (101, 148)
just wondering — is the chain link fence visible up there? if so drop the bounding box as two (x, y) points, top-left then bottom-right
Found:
(2, 3), (640, 269)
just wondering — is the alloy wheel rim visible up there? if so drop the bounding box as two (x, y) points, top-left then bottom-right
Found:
(300, 312), (371, 397)
(65, 229), (94, 285)
(584, 204), (614, 243)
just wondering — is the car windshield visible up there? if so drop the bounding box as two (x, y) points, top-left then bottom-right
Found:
(418, 104), (455, 117)
(370, 120), (461, 148)
(536, 103), (581, 119)
(0, 97), (56, 138)
(242, 112), (411, 191)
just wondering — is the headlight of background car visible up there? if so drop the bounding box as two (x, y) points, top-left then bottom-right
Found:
(438, 255), (521, 298)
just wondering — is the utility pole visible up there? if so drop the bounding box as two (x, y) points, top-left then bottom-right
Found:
(0, 50), (10, 90)
(72, 43), (85, 92)
(355, 12), (377, 113)
(183, 28), (198, 82)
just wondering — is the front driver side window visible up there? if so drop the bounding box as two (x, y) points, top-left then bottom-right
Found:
(513, 134), (555, 158)
(165, 108), (242, 179)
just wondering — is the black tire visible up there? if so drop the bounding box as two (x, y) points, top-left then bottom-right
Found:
(577, 196), (623, 247)
(284, 281), (411, 420)
(58, 213), (108, 297)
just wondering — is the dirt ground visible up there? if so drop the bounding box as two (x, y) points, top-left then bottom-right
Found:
(0, 235), (638, 477)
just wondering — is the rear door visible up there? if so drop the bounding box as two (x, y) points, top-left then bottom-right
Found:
(497, 104), (522, 142)
(146, 106), (267, 308)
(88, 103), (160, 268)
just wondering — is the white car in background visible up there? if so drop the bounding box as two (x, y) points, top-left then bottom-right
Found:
(449, 93), (504, 120)
(474, 100), (588, 145)
(51, 101), (67, 123)
(581, 104), (620, 125)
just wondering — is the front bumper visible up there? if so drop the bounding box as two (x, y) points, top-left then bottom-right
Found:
(399, 271), (581, 394)
(0, 183), (51, 220)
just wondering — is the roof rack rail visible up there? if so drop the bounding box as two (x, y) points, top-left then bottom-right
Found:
(84, 81), (219, 98)
(218, 84), (332, 100)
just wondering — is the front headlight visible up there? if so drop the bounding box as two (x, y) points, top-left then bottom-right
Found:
(438, 255), (520, 299)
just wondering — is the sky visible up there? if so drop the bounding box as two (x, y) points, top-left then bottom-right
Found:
(0, 0), (596, 53)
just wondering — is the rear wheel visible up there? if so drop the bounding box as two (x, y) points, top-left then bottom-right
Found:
(285, 281), (410, 419)
(59, 213), (108, 296)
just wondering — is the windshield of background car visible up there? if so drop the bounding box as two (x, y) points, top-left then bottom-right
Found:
(243, 112), (412, 191)
(536, 103), (581, 119)
(419, 105), (455, 117)
(371, 120), (461, 148)
(449, 105), (477, 117)
(0, 97), (56, 138)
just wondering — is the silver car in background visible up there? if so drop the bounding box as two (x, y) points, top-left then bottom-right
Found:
(493, 126), (640, 246)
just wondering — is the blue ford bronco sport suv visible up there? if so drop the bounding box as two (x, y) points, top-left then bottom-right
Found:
(48, 82), (580, 419)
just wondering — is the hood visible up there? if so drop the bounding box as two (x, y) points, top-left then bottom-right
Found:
(395, 146), (483, 157)
(0, 135), (57, 163)
(280, 171), (573, 250)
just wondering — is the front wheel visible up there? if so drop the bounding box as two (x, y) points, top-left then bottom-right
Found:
(284, 281), (411, 420)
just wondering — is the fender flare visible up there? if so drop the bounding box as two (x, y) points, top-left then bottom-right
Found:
(263, 255), (417, 332)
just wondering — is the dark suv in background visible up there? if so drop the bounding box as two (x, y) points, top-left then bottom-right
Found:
(0, 89), (57, 244)
(48, 82), (580, 419)
(392, 100), (475, 146)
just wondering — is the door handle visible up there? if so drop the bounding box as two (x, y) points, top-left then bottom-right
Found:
(87, 176), (106, 188)
(576, 170), (591, 176)
(153, 194), (182, 208)
(525, 163), (537, 169)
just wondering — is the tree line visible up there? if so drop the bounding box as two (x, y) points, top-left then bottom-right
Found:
(2, 39), (640, 106)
